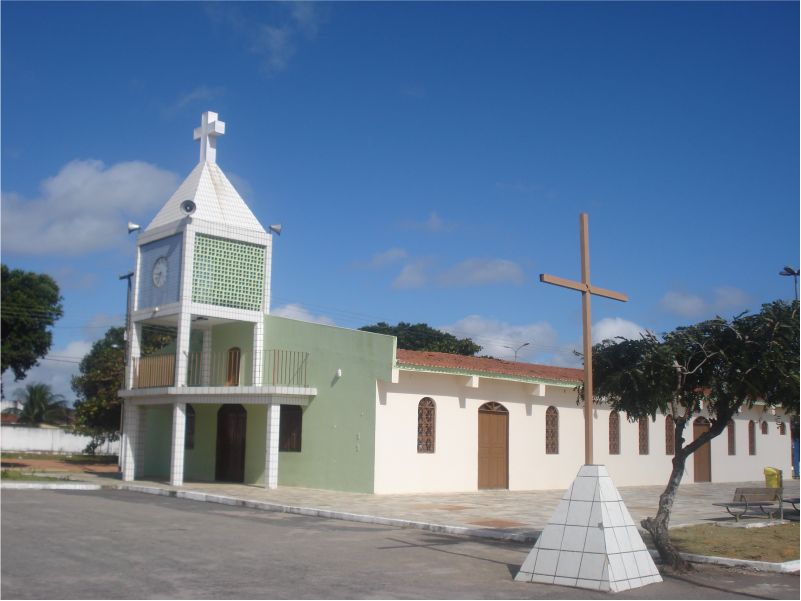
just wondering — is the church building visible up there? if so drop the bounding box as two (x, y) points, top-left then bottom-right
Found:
(119, 112), (793, 494)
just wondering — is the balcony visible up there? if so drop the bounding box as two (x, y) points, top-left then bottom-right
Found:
(132, 349), (309, 389)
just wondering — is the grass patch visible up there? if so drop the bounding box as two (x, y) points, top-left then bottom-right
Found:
(0, 452), (117, 464)
(670, 523), (799, 563)
(1, 469), (63, 482)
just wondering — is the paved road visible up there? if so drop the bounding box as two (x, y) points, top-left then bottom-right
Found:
(1, 489), (798, 600)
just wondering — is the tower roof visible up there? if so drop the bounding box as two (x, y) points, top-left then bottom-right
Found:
(144, 111), (266, 235)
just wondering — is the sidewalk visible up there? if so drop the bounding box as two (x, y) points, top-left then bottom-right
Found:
(73, 472), (800, 540)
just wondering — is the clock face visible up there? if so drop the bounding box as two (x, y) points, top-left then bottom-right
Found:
(152, 257), (168, 288)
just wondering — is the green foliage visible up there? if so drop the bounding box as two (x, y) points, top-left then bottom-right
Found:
(2, 383), (68, 425)
(359, 322), (481, 356)
(1, 264), (64, 381)
(71, 326), (174, 452)
(593, 300), (799, 423)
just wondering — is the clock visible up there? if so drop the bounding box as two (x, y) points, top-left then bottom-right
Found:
(152, 257), (168, 288)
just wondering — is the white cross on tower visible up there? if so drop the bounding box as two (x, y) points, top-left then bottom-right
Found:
(193, 111), (226, 164)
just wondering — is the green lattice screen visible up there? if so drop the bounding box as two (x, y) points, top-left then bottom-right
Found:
(192, 235), (265, 310)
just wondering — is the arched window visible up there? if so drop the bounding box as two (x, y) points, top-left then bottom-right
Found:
(665, 416), (675, 455)
(184, 404), (195, 450)
(226, 347), (241, 386)
(545, 406), (559, 454)
(609, 411), (620, 455)
(639, 417), (649, 455)
(417, 398), (436, 453)
(760, 421), (768, 435)
(748, 420), (756, 455)
(779, 421), (786, 435)
(727, 419), (735, 455)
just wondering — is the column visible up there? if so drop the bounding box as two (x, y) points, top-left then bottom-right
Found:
(125, 322), (142, 390)
(174, 311), (191, 387)
(264, 403), (281, 489)
(170, 403), (186, 486)
(201, 328), (213, 386)
(121, 402), (139, 482)
(252, 321), (264, 386)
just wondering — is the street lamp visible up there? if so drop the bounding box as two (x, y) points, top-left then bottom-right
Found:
(779, 266), (799, 302)
(503, 342), (530, 362)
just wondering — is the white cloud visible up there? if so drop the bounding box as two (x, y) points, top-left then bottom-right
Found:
(368, 248), (408, 269)
(163, 85), (225, 117)
(592, 317), (649, 344)
(392, 260), (429, 289)
(712, 286), (751, 313)
(271, 303), (336, 326)
(208, 3), (324, 74)
(438, 259), (525, 287)
(400, 211), (456, 232)
(659, 290), (706, 317)
(440, 315), (561, 362)
(2, 339), (94, 403)
(1, 160), (178, 256)
(660, 286), (751, 318)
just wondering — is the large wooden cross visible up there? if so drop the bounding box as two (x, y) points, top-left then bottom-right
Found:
(540, 213), (628, 465)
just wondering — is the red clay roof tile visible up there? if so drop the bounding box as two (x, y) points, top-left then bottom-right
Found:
(396, 349), (583, 384)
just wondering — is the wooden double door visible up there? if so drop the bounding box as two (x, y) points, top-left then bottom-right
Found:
(216, 404), (247, 482)
(478, 402), (509, 489)
(693, 417), (711, 483)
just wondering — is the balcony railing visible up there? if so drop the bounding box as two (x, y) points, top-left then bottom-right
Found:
(133, 354), (175, 388)
(133, 349), (310, 389)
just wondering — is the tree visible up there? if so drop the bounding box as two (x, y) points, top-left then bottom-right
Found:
(2, 383), (68, 425)
(71, 326), (173, 454)
(359, 322), (481, 356)
(1, 265), (64, 383)
(592, 300), (799, 571)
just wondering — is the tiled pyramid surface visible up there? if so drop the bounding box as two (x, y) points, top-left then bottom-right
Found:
(146, 161), (265, 234)
(515, 464), (662, 592)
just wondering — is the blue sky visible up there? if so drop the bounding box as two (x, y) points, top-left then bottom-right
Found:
(2, 1), (799, 401)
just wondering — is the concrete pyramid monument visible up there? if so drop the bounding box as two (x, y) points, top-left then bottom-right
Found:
(515, 465), (662, 592)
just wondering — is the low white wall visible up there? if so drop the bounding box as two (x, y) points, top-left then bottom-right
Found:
(1, 426), (119, 455)
(375, 371), (794, 494)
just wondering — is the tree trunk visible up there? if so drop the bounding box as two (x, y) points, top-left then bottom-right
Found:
(642, 411), (733, 572)
(641, 447), (693, 571)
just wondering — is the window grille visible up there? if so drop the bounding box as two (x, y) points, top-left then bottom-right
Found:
(665, 416), (675, 455)
(609, 411), (620, 455)
(279, 405), (302, 452)
(417, 398), (436, 453)
(748, 420), (756, 455)
(545, 406), (559, 454)
(639, 417), (649, 455)
(727, 420), (735, 455)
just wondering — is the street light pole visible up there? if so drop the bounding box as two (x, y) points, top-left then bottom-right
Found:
(503, 342), (530, 362)
(779, 266), (799, 302)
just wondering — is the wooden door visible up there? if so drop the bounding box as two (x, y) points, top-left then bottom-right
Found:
(216, 404), (246, 482)
(478, 402), (509, 489)
(693, 417), (711, 483)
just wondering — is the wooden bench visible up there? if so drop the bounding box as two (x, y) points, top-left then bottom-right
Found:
(712, 487), (784, 522)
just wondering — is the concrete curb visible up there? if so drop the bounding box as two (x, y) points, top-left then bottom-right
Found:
(113, 483), (537, 543)
(6, 481), (798, 574)
(1, 482), (102, 491)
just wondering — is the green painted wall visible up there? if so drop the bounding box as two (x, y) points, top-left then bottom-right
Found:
(211, 323), (254, 386)
(142, 405), (171, 478)
(184, 403), (219, 481)
(264, 315), (395, 493)
(244, 404), (267, 485)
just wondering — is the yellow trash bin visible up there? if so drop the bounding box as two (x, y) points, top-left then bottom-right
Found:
(764, 467), (783, 488)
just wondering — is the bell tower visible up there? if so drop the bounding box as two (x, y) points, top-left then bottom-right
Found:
(126, 111), (274, 392)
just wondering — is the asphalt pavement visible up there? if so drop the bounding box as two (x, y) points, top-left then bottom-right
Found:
(2, 489), (799, 599)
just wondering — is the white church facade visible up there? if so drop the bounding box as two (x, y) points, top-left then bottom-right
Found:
(118, 112), (794, 494)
